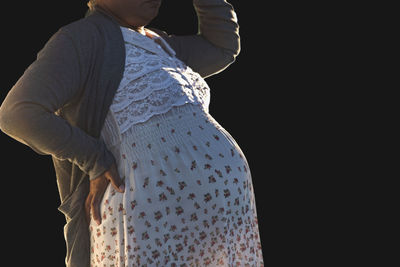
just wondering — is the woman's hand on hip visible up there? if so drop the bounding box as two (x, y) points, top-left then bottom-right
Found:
(85, 163), (125, 225)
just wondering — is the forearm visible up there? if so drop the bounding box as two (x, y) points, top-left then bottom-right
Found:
(0, 29), (115, 180)
(0, 87), (115, 181)
(194, 0), (240, 56)
(0, 102), (114, 179)
(158, 0), (240, 78)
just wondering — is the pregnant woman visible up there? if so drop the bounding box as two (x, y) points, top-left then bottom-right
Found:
(0, 0), (263, 266)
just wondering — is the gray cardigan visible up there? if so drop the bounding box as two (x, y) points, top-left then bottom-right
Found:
(0, 0), (240, 266)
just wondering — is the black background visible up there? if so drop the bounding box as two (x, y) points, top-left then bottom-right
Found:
(0, 1), (340, 266)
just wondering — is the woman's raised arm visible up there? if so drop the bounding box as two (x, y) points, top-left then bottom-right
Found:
(154, 0), (240, 78)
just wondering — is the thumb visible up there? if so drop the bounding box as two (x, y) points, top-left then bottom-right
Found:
(105, 164), (125, 193)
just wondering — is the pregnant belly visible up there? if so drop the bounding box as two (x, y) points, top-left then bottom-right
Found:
(91, 103), (254, 246)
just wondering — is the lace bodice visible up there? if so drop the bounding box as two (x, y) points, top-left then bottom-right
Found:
(109, 26), (211, 134)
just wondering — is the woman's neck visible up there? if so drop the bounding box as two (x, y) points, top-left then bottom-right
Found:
(95, 4), (145, 34)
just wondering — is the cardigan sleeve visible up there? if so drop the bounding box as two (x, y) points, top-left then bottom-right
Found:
(154, 0), (240, 78)
(0, 29), (115, 180)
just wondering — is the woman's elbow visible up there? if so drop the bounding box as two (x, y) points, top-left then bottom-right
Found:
(231, 36), (241, 59)
(0, 104), (13, 135)
(0, 101), (33, 142)
(225, 45), (240, 66)
(0, 105), (21, 140)
(200, 47), (240, 78)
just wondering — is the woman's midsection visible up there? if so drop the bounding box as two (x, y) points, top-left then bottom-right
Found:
(117, 103), (247, 165)
(91, 103), (253, 239)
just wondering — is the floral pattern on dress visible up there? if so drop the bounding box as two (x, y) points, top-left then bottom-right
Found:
(91, 25), (263, 267)
(90, 106), (264, 266)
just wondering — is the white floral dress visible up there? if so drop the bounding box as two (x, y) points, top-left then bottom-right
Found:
(89, 26), (264, 267)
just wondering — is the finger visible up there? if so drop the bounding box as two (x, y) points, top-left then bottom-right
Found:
(91, 195), (102, 225)
(106, 165), (125, 193)
(85, 194), (93, 225)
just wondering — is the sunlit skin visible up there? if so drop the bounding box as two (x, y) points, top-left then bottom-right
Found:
(85, 0), (163, 226)
(96, 0), (162, 34)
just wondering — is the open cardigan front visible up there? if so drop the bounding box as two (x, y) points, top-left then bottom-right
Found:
(0, 1), (240, 266)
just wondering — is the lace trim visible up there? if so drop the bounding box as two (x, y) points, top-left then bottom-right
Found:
(113, 86), (195, 134)
(109, 28), (211, 134)
(112, 67), (207, 111)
